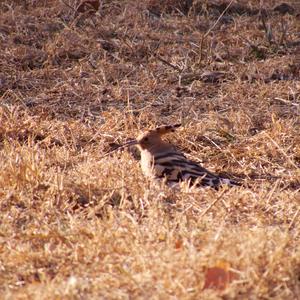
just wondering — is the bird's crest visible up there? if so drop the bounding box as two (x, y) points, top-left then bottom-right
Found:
(151, 123), (181, 136)
(136, 123), (181, 141)
(134, 123), (181, 150)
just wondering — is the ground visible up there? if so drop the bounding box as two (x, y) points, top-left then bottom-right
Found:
(0, 0), (300, 299)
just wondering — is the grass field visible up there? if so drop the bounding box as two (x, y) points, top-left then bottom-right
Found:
(0, 0), (300, 299)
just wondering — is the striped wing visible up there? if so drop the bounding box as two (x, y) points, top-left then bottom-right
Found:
(153, 151), (239, 188)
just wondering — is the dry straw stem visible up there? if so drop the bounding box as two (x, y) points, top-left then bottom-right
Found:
(199, 189), (228, 218)
(264, 132), (298, 169)
(197, 0), (235, 65)
(288, 208), (300, 230)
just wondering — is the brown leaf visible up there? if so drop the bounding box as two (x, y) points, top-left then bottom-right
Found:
(76, 0), (100, 14)
(174, 239), (183, 249)
(203, 261), (237, 291)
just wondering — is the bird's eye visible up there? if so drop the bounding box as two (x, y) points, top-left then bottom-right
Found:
(144, 137), (149, 142)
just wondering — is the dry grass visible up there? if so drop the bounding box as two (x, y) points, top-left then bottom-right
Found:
(0, 0), (300, 298)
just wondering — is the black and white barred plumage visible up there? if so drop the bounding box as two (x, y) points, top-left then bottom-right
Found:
(126, 124), (240, 189)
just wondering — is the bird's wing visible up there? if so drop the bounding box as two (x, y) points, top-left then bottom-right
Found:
(153, 150), (222, 187)
(153, 149), (240, 187)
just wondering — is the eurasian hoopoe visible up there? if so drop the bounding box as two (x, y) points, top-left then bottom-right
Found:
(125, 124), (240, 189)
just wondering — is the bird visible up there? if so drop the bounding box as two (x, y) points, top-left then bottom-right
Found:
(124, 124), (240, 189)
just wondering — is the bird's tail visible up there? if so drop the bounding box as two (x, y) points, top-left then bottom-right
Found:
(220, 177), (242, 187)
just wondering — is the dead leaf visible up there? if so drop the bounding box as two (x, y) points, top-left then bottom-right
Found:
(203, 260), (237, 290)
(76, 0), (100, 14)
(158, 233), (166, 242)
(174, 239), (183, 249)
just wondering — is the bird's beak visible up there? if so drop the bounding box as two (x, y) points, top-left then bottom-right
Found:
(101, 139), (138, 159)
(121, 139), (138, 147)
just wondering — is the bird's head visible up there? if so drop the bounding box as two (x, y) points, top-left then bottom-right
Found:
(124, 123), (181, 150)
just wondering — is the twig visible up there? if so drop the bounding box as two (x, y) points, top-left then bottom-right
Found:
(274, 97), (299, 107)
(264, 132), (298, 169)
(279, 17), (288, 45)
(60, 0), (76, 12)
(198, 0), (235, 65)
(265, 179), (281, 204)
(200, 189), (227, 218)
(203, 135), (250, 179)
(289, 208), (300, 230)
(259, 8), (274, 45)
(154, 54), (182, 72)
